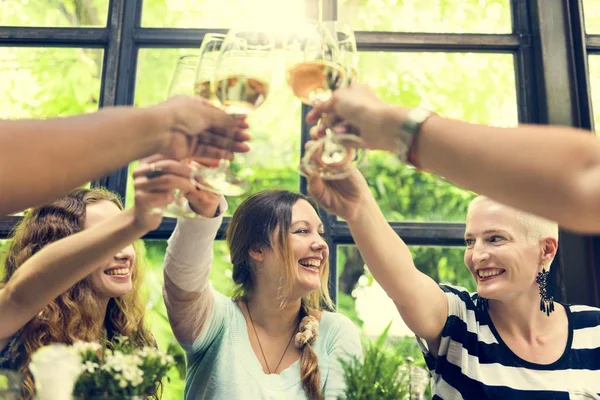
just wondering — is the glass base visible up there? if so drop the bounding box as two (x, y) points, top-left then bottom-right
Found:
(196, 168), (250, 197)
(300, 134), (365, 180)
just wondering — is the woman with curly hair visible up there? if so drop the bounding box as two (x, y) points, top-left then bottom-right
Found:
(0, 157), (195, 399)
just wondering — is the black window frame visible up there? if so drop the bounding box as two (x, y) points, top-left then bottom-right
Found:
(1, 0), (598, 306)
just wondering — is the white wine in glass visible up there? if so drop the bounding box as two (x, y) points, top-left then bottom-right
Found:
(285, 20), (364, 179)
(287, 60), (345, 104)
(214, 74), (269, 114)
(195, 29), (274, 196)
(194, 33), (226, 107)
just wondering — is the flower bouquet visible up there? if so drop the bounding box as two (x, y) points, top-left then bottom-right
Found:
(30, 336), (176, 400)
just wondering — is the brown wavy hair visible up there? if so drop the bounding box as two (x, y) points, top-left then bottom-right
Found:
(0, 188), (156, 399)
(227, 189), (333, 400)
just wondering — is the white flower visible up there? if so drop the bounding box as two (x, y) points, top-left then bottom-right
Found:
(30, 343), (83, 400)
(162, 354), (175, 365)
(102, 351), (144, 389)
(72, 341), (101, 355)
(82, 361), (99, 374)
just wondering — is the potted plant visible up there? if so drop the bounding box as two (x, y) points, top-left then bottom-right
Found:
(338, 323), (429, 400)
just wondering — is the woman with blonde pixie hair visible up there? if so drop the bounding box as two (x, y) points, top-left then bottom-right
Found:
(0, 158), (197, 399)
(163, 189), (362, 400)
(305, 164), (600, 398)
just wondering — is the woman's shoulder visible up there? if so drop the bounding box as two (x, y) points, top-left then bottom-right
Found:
(319, 311), (360, 336)
(439, 284), (480, 307)
(318, 311), (362, 356)
(567, 303), (600, 329)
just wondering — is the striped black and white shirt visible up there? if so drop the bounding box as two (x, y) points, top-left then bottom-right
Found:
(417, 285), (600, 400)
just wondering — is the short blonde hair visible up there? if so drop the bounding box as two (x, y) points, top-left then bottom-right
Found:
(467, 196), (559, 242)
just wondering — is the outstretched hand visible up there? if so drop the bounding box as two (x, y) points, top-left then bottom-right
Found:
(184, 160), (222, 218)
(303, 141), (371, 223)
(131, 155), (196, 231)
(153, 95), (252, 161)
(305, 84), (405, 153)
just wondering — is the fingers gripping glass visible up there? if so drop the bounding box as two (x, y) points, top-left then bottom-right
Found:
(149, 55), (208, 219)
(193, 30), (274, 196)
(286, 20), (365, 180)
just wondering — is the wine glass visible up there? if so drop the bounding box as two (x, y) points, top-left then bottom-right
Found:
(194, 28), (274, 196)
(286, 20), (364, 180)
(194, 33), (226, 107)
(151, 54), (207, 218)
(335, 22), (359, 86)
(191, 33), (243, 196)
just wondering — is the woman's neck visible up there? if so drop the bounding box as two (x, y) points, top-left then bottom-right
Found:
(488, 289), (564, 342)
(94, 297), (110, 340)
(244, 291), (302, 336)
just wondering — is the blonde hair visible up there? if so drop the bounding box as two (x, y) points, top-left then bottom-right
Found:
(227, 190), (331, 400)
(467, 196), (559, 242)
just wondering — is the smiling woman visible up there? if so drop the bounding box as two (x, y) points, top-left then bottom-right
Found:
(84, 201), (137, 299)
(0, 159), (195, 399)
(162, 189), (362, 400)
(0, 188), (154, 399)
(309, 162), (600, 398)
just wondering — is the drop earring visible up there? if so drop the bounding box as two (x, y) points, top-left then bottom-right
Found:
(536, 267), (554, 316)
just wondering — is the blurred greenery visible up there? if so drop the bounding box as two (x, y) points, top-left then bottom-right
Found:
(584, 0), (600, 34)
(0, 0), (109, 27)
(0, 47), (103, 119)
(339, 0), (511, 33)
(3, 0), (600, 398)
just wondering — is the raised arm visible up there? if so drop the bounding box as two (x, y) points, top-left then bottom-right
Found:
(306, 168), (447, 343)
(0, 96), (250, 216)
(386, 107), (600, 233)
(162, 187), (224, 346)
(0, 159), (193, 346)
(307, 84), (600, 233)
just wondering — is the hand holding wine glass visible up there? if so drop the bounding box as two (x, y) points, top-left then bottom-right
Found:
(306, 83), (407, 154)
(149, 54), (225, 218)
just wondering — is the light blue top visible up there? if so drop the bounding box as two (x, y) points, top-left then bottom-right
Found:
(182, 291), (363, 400)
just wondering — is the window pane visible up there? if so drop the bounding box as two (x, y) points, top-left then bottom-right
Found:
(336, 244), (473, 338)
(133, 48), (300, 215)
(584, 0), (600, 34)
(1, 0), (109, 27)
(142, 0), (306, 29)
(339, 0), (511, 33)
(0, 47), (103, 118)
(358, 52), (517, 222)
(590, 56), (600, 132)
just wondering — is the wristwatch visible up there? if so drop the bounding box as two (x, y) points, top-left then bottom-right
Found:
(396, 107), (435, 167)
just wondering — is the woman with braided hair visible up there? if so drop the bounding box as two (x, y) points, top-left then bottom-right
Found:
(163, 189), (362, 399)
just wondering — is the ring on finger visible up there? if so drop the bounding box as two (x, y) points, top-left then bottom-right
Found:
(145, 162), (165, 179)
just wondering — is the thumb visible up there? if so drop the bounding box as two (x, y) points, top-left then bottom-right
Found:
(305, 172), (326, 199)
(305, 95), (336, 124)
